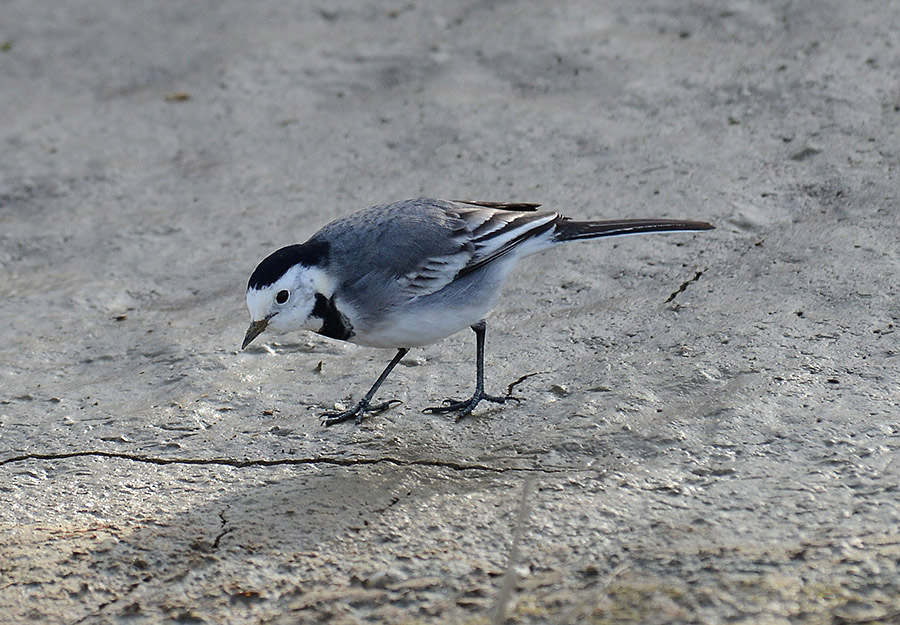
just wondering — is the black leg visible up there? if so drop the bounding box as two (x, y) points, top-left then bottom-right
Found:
(424, 320), (519, 418)
(321, 348), (408, 426)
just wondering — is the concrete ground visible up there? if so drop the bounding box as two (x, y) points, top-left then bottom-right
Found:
(2, 1), (899, 623)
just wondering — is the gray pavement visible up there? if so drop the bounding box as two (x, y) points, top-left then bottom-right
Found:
(2, 1), (899, 623)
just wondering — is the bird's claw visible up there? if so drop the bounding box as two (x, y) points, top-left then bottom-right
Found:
(321, 398), (402, 426)
(423, 392), (521, 419)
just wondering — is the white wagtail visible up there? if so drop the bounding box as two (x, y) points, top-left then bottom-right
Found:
(242, 198), (713, 425)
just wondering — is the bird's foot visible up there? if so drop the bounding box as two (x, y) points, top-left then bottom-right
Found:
(321, 398), (402, 426)
(423, 390), (521, 419)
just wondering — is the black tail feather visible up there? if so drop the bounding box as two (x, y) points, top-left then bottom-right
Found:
(553, 218), (714, 241)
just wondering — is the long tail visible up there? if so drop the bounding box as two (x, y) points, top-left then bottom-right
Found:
(553, 218), (714, 242)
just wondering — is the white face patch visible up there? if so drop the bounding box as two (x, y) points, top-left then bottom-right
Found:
(246, 286), (275, 322)
(245, 265), (338, 335)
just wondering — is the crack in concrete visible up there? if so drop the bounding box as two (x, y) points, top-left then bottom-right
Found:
(665, 269), (705, 303)
(0, 450), (574, 474)
(212, 508), (232, 550)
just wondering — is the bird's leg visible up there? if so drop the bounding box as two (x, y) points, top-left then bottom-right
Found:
(321, 348), (408, 426)
(424, 320), (520, 418)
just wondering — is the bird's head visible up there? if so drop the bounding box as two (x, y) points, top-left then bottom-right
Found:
(242, 241), (335, 349)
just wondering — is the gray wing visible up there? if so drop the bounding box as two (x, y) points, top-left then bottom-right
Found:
(311, 198), (559, 304)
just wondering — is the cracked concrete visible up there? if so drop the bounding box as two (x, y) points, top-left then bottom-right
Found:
(0, 450), (560, 473)
(2, 0), (900, 623)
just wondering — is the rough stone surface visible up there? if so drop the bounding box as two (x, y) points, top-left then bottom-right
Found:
(2, 1), (899, 623)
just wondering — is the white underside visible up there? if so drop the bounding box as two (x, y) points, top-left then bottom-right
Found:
(348, 300), (494, 348)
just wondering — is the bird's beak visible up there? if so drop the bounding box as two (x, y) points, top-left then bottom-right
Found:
(242, 319), (268, 350)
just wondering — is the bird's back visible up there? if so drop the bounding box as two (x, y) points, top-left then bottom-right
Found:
(310, 199), (465, 285)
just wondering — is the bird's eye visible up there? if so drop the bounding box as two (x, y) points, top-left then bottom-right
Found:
(275, 290), (289, 304)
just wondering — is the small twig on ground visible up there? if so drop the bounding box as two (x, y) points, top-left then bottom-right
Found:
(506, 371), (549, 397)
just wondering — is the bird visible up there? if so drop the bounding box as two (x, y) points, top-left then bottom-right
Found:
(242, 198), (713, 426)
